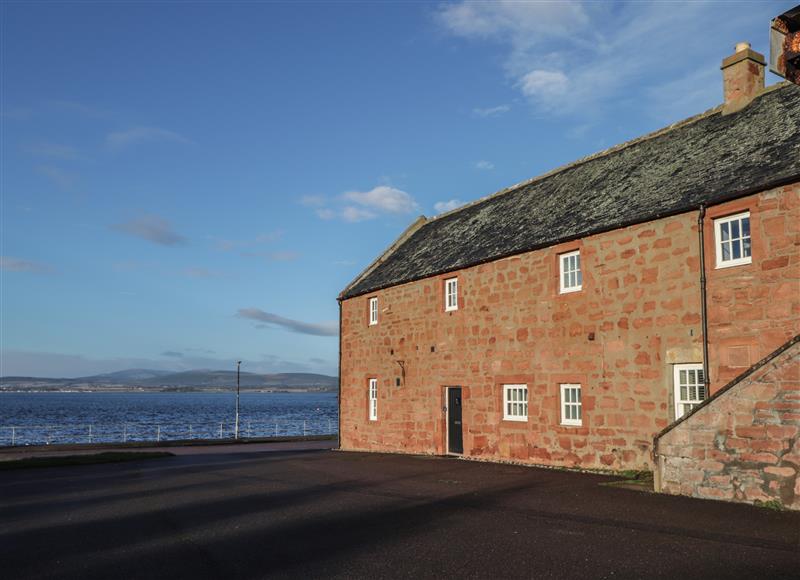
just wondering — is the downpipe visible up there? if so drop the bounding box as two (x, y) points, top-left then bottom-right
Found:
(698, 205), (711, 398)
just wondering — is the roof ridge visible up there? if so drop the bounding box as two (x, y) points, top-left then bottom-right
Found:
(427, 82), (793, 224)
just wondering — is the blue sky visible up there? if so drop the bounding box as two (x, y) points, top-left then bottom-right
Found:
(1, 1), (791, 377)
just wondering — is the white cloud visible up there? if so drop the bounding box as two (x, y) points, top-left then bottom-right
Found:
(434, 199), (465, 213)
(307, 185), (419, 222)
(518, 70), (569, 100)
(341, 206), (377, 223)
(437, 1), (586, 41)
(472, 104), (510, 118)
(438, 1), (771, 118)
(475, 160), (494, 170)
(107, 126), (193, 148)
(315, 208), (336, 220)
(342, 186), (419, 214)
(300, 194), (327, 207)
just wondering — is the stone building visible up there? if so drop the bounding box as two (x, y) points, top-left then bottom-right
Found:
(337, 44), (800, 506)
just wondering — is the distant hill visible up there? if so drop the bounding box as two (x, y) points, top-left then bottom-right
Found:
(0, 370), (338, 393)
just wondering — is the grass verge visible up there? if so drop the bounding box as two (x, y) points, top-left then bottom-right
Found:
(599, 470), (655, 491)
(0, 451), (173, 471)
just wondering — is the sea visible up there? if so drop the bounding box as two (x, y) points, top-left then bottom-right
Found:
(0, 391), (338, 446)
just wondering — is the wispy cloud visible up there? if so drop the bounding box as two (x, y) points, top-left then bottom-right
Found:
(434, 199), (465, 214)
(22, 142), (81, 160)
(343, 186), (419, 214)
(182, 267), (226, 279)
(475, 160), (494, 170)
(161, 351), (184, 358)
(107, 126), (193, 148)
(239, 250), (300, 262)
(213, 230), (283, 252)
(1, 256), (53, 273)
(49, 100), (110, 118)
(437, 1), (764, 119)
(316, 208), (337, 220)
(340, 206), (376, 223)
(237, 308), (338, 337)
(36, 165), (78, 189)
(472, 104), (510, 118)
(111, 214), (187, 246)
(299, 195), (327, 208)
(308, 186), (419, 223)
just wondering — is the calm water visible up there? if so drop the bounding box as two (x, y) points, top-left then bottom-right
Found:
(0, 392), (338, 445)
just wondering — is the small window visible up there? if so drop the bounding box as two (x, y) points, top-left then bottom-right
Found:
(673, 364), (705, 419)
(559, 250), (582, 293)
(368, 378), (378, 421)
(503, 384), (528, 421)
(560, 384), (582, 426)
(714, 212), (751, 268)
(445, 277), (458, 311)
(368, 297), (378, 326)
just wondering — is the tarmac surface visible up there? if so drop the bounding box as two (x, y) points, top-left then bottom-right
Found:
(1, 447), (798, 579)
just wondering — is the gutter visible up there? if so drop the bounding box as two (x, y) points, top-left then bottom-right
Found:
(698, 204), (711, 399)
(337, 300), (342, 450)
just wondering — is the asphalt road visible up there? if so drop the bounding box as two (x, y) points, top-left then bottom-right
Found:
(1, 449), (798, 579)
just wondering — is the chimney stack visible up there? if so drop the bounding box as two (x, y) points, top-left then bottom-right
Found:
(721, 42), (766, 114)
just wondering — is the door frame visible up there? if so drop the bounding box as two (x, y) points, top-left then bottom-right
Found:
(444, 386), (463, 456)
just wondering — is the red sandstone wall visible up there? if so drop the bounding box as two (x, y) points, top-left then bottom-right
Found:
(339, 183), (799, 471)
(706, 182), (800, 389)
(656, 338), (799, 510)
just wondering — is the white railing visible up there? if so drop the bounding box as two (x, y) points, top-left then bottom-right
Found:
(0, 418), (337, 447)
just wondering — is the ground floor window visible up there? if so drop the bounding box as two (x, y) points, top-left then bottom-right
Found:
(368, 378), (378, 421)
(673, 364), (705, 419)
(560, 384), (582, 426)
(503, 384), (528, 421)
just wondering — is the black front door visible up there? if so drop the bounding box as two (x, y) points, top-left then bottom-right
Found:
(448, 387), (463, 454)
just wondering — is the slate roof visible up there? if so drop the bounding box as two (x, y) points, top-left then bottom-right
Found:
(341, 83), (800, 300)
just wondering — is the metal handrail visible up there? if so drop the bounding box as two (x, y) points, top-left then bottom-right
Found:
(0, 418), (337, 446)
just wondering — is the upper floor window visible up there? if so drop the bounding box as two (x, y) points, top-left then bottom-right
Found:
(368, 378), (378, 421)
(503, 384), (528, 421)
(560, 384), (582, 426)
(445, 277), (458, 312)
(368, 297), (378, 326)
(673, 364), (705, 419)
(559, 250), (582, 293)
(714, 212), (751, 268)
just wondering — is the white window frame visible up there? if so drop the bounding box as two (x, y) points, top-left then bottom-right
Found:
(445, 277), (458, 312)
(673, 364), (705, 420)
(368, 297), (378, 326)
(368, 378), (378, 421)
(560, 384), (582, 427)
(559, 250), (582, 294)
(714, 211), (751, 269)
(503, 384), (528, 422)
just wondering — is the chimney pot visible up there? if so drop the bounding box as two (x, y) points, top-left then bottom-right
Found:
(721, 41), (766, 114)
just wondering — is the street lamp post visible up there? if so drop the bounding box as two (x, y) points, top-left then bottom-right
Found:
(235, 360), (242, 440)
